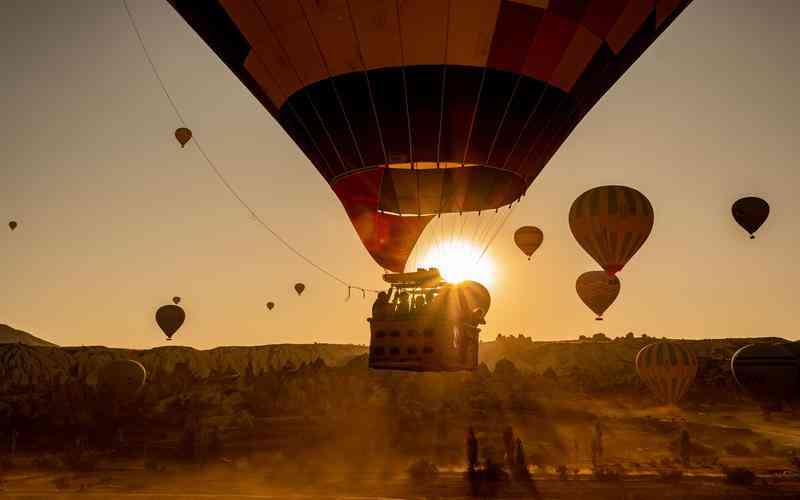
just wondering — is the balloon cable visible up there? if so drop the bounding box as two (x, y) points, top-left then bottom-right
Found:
(122, 0), (378, 296)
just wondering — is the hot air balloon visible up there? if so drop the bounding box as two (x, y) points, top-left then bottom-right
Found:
(172, 296), (181, 305)
(569, 186), (654, 275)
(576, 271), (620, 320)
(294, 283), (305, 296)
(98, 359), (147, 401)
(514, 226), (543, 260)
(175, 127), (192, 147)
(169, 1), (691, 274)
(635, 342), (697, 406)
(8, 221), (17, 231)
(266, 301), (275, 311)
(156, 304), (185, 341)
(731, 343), (799, 406)
(732, 197), (769, 239)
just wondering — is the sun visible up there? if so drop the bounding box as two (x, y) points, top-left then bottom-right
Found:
(419, 239), (495, 286)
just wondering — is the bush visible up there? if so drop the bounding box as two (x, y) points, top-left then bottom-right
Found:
(723, 467), (756, 486)
(658, 469), (683, 482)
(407, 459), (438, 481)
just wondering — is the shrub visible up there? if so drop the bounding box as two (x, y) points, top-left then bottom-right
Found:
(723, 467), (756, 486)
(407, 459), (438, 481)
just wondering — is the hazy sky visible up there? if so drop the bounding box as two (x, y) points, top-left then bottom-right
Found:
(2, 1), (799, 349)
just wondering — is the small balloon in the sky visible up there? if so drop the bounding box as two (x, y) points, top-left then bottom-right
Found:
(294, 283), (305, 296)
(732, 197), (769, 239)
(175, 127), (192, 148)
(266, 301), (275, 311)
(172, 296), (181, 305)
(156, 304), (185, 341)
(514, 226), (543, 260)
(8, 221), (18, 231)
(576, 271), (620, 320)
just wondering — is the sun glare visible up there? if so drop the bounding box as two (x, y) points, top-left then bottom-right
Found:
(419, 239), (494, 286)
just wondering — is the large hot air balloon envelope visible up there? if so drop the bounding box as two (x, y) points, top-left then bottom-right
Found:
(635, 342), (697, 406)
(8, 221), (17, 231)
(514, 226), (543, 260)
(156, 304), (185, 340)
(168, 0), (691, 272)
(98, 359), (147, 401)
(731, 343), (799, 405)
(294, 283), (305, 296)
(175, 127), (192, 147)
(732, 197), (769, 239)
(569, 186), (653, 275)
(576, 271), (620, 320)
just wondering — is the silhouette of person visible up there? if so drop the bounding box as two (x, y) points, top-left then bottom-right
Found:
(396, 291), (411, 315)
(466, 426), (479, 472)
(413, 294), (425, 314)
(372, 291), (388, 319)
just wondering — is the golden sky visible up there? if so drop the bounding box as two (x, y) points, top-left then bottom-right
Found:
(2, 1), (798, 349)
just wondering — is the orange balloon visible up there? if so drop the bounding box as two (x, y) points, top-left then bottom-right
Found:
(514, 226), (543, 260)
(575, 271), (620, 320)
(175, 127), (192, 148)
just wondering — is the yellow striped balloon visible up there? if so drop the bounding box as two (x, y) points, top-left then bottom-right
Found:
(635, 342), (697, 406)
(575, 271), (620, 320)
(569, 186), (653, 275)
(514, 226), (543, 260)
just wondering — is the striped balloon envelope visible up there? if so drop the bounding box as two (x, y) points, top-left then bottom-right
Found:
(169, 1), (691, 273)
(569, 185), (654, 275)
(635, 342), (697, 406)
(575, 270), (620, 320)
(731, 343), (799, 405)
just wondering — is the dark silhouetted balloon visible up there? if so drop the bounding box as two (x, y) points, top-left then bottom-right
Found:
(169, 2), (692, 273)
(175, 127), (192, 148)
(98, 359), (146, 401)
(732, 197), (769, 239)
(266, 302), (275, 310)
(514, 226), (543, 260)
(731, 343), (799, 404)
(635, 342), (697, 406)
(8, 221), (17, 231)
(569, 186), (654, 275)
(294, 283), (305, 296)
(576, 271), (620, 320)
(156, 304), (185, 340)
(172, 296), (181, 305)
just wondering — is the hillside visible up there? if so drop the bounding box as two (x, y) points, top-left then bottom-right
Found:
(0, 324), (57, 346)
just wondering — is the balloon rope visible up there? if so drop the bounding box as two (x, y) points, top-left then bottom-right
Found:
(122, 0), (379, 295)
(476, 204), (517, 265)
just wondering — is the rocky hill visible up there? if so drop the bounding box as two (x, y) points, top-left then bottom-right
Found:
(0, 324), (57, 347)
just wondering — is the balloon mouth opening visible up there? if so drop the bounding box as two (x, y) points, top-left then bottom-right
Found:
(750, 235), (755, 239)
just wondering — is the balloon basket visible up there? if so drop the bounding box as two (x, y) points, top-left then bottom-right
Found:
(750, 235), (755, 239)
(595, 317), (603, 321)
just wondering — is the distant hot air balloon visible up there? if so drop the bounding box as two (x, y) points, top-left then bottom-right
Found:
(156, 304), (185, 341)
(569, 186), (654, 275)
(172, 296), (181, 305)
(294, 283), (305, 296)
(514, 226), (543, 260)
(635, 342), (697, 406)
(175, 127), (192, 148)
(8, 221), (17, 231)
(169, 1), (692, 273)
(266, 301), (275, 311)
(576, 271), (620, 320)
(732, 197), (769, 239)
(98, 359), (146, 402)
(731, 343), (799, 406)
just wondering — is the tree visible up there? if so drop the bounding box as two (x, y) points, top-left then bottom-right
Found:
(679, 429), (690, 466)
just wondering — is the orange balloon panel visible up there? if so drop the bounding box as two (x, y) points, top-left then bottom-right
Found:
(635, 342), (697, 406)
(170, 0), (691, 272)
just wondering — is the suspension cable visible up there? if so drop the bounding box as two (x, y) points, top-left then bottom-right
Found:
(122, 0), (378, 295)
